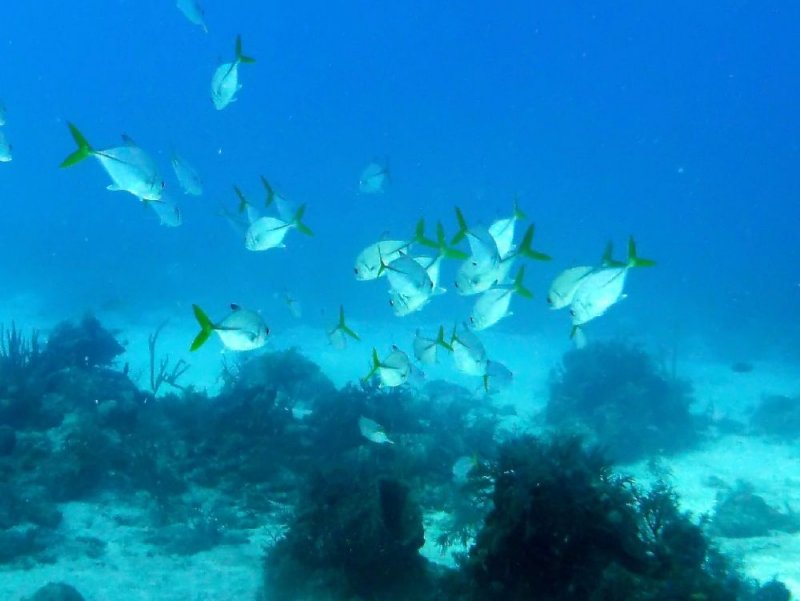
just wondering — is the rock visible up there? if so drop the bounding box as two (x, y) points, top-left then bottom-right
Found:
(25, 582), (85, 601)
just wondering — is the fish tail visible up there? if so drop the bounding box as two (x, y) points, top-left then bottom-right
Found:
(516, 224), (552, 261)
(60, 122), (93, 168)
(513, 266), (534, 299)
(436, 221), (468, 260)
(627, 236), (656, 268)
(235, 35), (256, 64)
(293, 204), (314, 236)
(602, 241), (626, 267)
(259, 175), (275, 207)
(512, 195), (527, 221)
(413, 219), (438, 249)
(449, 323), (461, 347)
(363, 347), (382, 381)
(435, 325), (454, 352)
(190, 304), (215, 351)
(233, 185), (249, 213)
(336, 306), (360, 340)
(450, 207), (469, 245)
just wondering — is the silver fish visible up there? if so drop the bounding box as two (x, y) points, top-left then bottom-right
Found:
(359, 161), (390, 194)
(171, 150), (203, 195)
(60, 124), (164, 201)
(190, 304), (269, 352)
(176, 0), (208, 33)
(211, 36), (255, 110)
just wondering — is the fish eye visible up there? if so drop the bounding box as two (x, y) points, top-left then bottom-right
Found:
(569, 309), (575, 316)
(546, 297), (552, 305)
(265, 327), (270, 335)
(389, 299), (395, 306)
(353, 267), (359, 274)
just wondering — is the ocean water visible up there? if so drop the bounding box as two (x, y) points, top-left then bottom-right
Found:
(1, 1), (800, 599)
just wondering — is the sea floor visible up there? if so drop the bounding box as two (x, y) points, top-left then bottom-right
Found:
(1, 297), (799, 600)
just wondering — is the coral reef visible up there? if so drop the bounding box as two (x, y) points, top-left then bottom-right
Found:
(546, 341), (699, 463)
(0, 316), (794, 600)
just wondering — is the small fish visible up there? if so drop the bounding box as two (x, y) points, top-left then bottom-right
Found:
(148, 194), (182, 227)
(261, 176), (296, 222)
(176, 0), (208, 33)
(469, 267), (533, 331)
(450, 325), (488, 376)
(359, 160), (390, 194)
(388, 288), (431, 316)
(569, 237), (654, 326)
(282, 292), (302, 319)
(60, 123), (164, 201)
(452, 208), (501, 271)
(358, 416), (394, 445)
(454, 216), (548, 296)
(354, 240), (410, 281)
(384, 255), (434, 299)
(190, 304), (269, 351)
(547, 243), (618, 310)
(171, 150), (203, 195)
(413, 326), (452, 364)
(414, 255), (446, 295)
(364, 346), (411, 387)
(454, 258), (508, 296)
(0, 130), (12, 162)
(211, 35), (255, 111)
(547, 266), (595, 310)
(245, 204), (313, 251)
(482, 360), (513, 394)
(327, 305), (360, 349)
(488, 199), (526, 259)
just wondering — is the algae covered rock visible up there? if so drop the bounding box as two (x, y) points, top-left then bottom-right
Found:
(25, 582), (85, 601)
(40, 314), (125, 371)
(264, 467), (433, 600)
(547, 341), (699, 462)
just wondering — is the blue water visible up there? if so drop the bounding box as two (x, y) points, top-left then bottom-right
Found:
(1, 1), (798, 356)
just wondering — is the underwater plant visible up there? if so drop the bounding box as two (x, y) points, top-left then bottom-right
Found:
(547, 341), (699, 463)
(263, 465), (441, 600)
(457, 434), (789, 601)
(40, 314), (125, 372)
(710, 480), (800, 538)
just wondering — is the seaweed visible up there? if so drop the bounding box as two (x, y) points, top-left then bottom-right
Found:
(40, 314), (125, 372)
(547, 341), (699, 463)
(263, 466), (439, 600)
(710, 480), (800, 538)
(458, 434), (787, 601)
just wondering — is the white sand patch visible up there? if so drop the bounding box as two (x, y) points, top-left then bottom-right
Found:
(0, 498), (275, 601)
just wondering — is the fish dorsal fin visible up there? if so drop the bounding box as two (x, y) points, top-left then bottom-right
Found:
(230, 303), (241, 311)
